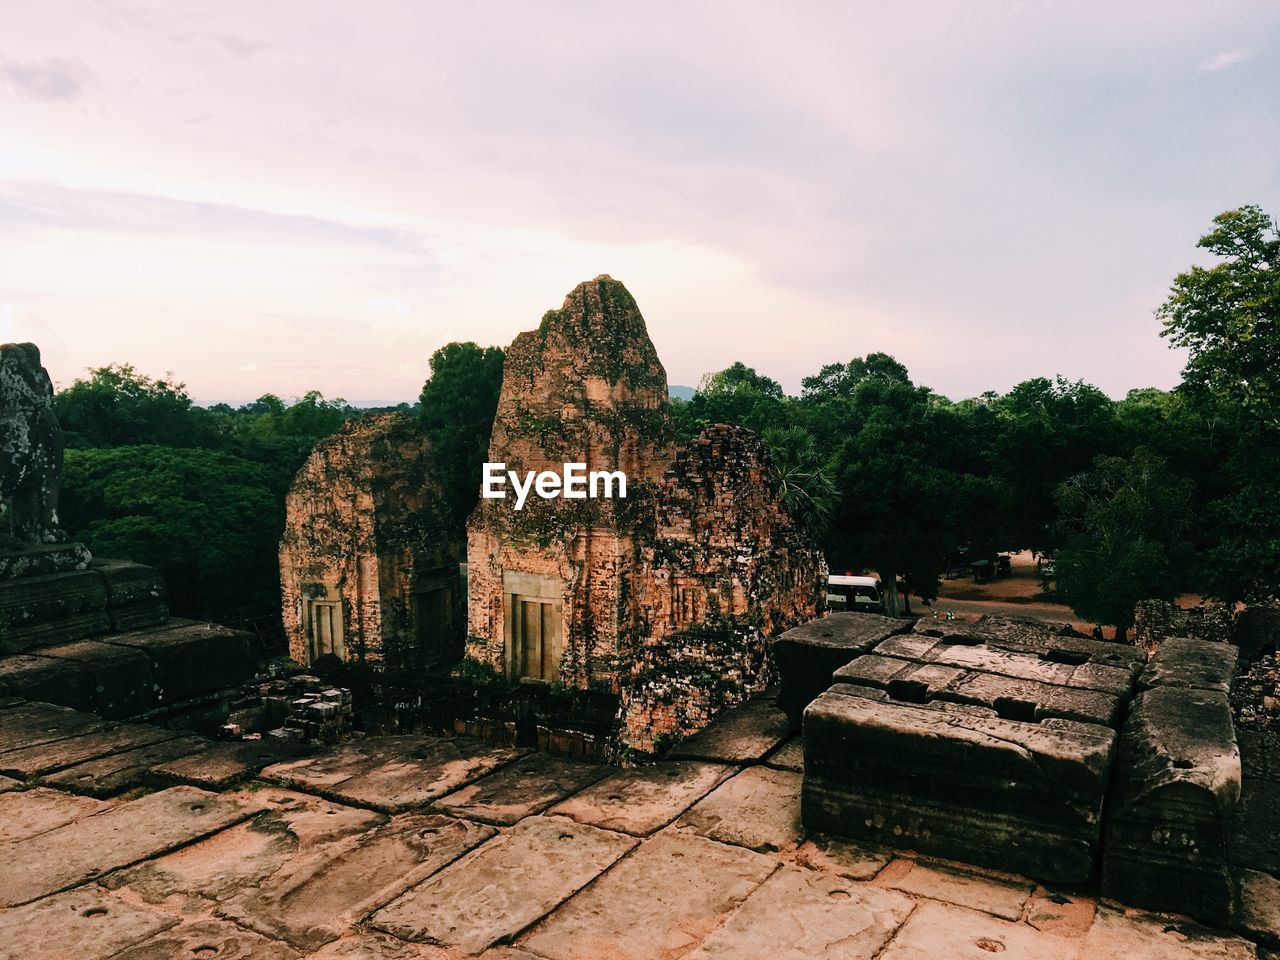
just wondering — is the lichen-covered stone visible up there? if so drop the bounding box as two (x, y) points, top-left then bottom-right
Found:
(1103, 638), (1242, 925)
(279, 413), (460, 670)
(0, 342), (68, 549)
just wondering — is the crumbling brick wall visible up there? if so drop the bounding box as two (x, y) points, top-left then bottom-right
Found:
(280, 413), (459, 669)
(618, 425), (826, 753)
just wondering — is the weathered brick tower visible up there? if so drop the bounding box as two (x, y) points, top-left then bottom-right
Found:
(467, 277), (826, 752)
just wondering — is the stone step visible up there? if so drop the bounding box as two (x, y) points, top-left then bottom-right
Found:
(0, 619), (260, 719)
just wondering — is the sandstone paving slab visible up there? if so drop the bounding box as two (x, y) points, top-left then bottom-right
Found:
(0, 785), (107, 842)
(149, 738), (314, 790)
(371, 815), (637, 955)
(263, 735), (525, 812)
(878, 901), (1079, 960)
(914, 615), (1145, 674)
(667, 696), (790, 763)
(1079, 906), (1258, 960)
(763, 736), (804, 772)
(0, 784), (264, 906)
(793, 835), (895, 880)
(521, 830), (777, 960)
(0, 776), (20, 792)
(0, 699), (106, 754)
(0, 721), (177, 779)
(221, 811), (498, 951)
(110, 918), (300, 960)
(304, 932), (446, 958)
(686, 864), (914, 959)
(874, 857), (1034, 921)
(1022, 890), (1098, 938)
(548, 759), (734, 835)
(675, 764), (803, 853)
(0, 887), (178, 960)
(437, 752), (609, 825)
(43, 732), (209, 797)
(104, 787), (384, 908)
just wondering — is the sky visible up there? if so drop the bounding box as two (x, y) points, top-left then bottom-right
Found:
(1, 2), (1277, 406)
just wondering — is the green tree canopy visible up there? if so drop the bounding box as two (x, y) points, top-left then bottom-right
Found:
(53, 364), (217, 449)
(1159, 205), (1280, 422)
(60, 446), (290, 626)
(418, 341), (506, 532)
(1053, 448), (1195, 639)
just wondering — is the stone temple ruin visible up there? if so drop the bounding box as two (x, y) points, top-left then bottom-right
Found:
(0, 342), (260, 723)
(279, 413), (461, 672)
(466, 276), (826, 753)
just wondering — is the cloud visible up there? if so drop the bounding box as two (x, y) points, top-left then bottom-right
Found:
(1, 56), (93, 102)
(169, 31), (270, 59)
(367, 297), (411, 316)
(1199, 48), (1252, 72)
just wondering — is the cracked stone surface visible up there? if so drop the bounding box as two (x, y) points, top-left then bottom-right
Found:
(437, 753), (608, 825)
(0, 785), (263, 907)
(0, 695), (1266, 959)
(675, 764), (803, 853)
(686, 865), (913, 959)
(521, 830), (777, 960)
(549, 759), (734, 835)
(370, 815), (637, 954)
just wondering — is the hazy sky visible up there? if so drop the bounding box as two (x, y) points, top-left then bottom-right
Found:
(2, 2), (1277, 405)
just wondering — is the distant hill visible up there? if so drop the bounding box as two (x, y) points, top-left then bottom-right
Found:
(668, 385), (696, 401)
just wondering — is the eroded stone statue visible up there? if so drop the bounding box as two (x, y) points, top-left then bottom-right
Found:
(1, 342), (67, 547)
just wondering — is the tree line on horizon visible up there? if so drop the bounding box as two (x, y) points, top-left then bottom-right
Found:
(53, 205), (1280, 644)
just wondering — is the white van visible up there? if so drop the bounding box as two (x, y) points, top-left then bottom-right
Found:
(826, 575), (885, 614)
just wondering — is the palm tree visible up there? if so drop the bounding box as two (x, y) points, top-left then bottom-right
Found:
(760, 425), (836, 540)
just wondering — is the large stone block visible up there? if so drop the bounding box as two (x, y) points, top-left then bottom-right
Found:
(834, 653), (1122, 726)
(0, 568), (110, 654)
(913, 614), (1144, 675)
(36, 639), (156, 718)
(102, 620), (258, 702)
(771, 612), (910, 730)
(802, 685), (1116, 883)
(1139, 636), (1239, 694)
(0, 541), (92, 580)
(1102, 681), (1241, 924)
(0, 651), (94, 709)
(93, 558), (168, 631)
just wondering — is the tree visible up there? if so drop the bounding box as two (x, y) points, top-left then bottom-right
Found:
(673, 362), (791, 439)
(247, 390), (346, 442)
(990, 377), (1119, 554)
(759, 426), (836, 539)
(825, 370), (958, 616)
(418, 342), (506, 532)
(53, 364), (217, 449)
(60, 446), (289, 627)
(1053, 448), (1194, 641)
(1159, 205), (1280, 421)
(1158, 205), (1280, 604)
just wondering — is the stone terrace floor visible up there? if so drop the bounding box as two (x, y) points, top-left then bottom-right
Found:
(0, 694), (1268, 960)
